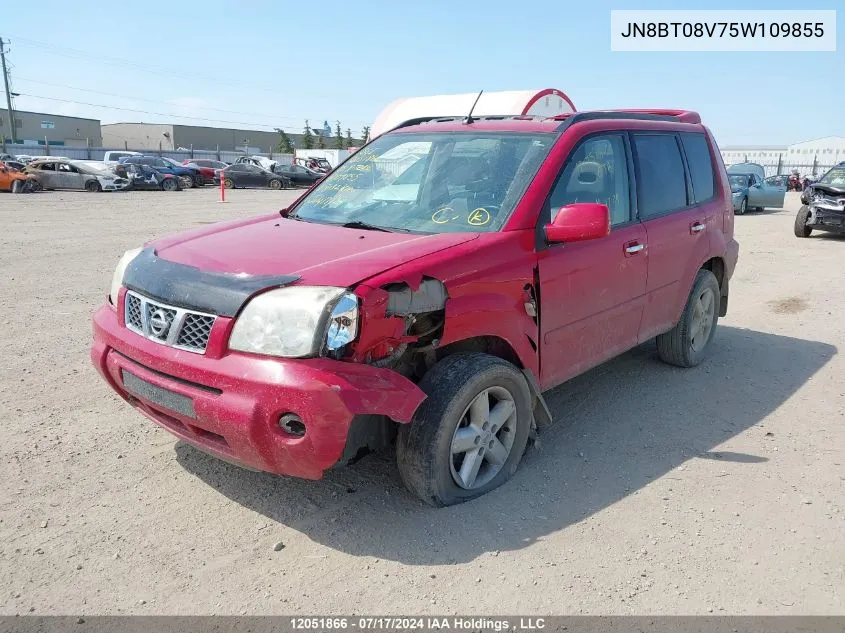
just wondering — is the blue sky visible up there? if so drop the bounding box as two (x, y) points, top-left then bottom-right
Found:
(3, 0), (841, 145)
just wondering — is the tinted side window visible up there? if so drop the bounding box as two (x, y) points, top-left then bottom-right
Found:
(633, 134), (688, 218)
(680, 133), (715, 203)
(548, 134), (631, 226)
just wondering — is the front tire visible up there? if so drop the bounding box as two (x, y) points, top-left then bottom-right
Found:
(269, 179), (282, 190)
(85, 180), (102, 192)
(794, 205), (812, 238)
(161, 178), (178, 192)
(179, 175), (194, 189)
(396, 353), (532, 507)
(656, 269), (720, 368)
(11, 180), (24, 193)
(223, 178), (234, 189)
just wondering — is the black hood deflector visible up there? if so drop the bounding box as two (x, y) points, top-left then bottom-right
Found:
(123, 248), (300, 317)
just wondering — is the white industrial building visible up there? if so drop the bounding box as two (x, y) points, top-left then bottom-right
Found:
(721, 136), (845, 175)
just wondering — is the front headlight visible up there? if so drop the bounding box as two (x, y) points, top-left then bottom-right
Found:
(229, 286), (352, 358)
(109, 247), (142, 307)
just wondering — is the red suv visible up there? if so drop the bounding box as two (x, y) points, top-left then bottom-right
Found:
(91, 109), (739, 506)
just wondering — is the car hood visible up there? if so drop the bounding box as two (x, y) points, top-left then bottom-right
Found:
(812, 184), (845, 196)
(151, 215), (479, 287)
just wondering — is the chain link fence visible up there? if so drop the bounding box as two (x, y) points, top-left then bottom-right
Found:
(1, 144), (294, 165)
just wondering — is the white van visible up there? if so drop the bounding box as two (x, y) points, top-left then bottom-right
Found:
(102, 151), (141, 166)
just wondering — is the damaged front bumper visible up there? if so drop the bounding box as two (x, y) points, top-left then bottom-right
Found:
(808, 203), (845, 233)
(91, 300), (426, 479)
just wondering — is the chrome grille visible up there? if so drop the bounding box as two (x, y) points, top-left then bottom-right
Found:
(177, 313), (216, 350)
(126, 294), (143, 330)
(123, 290), (216, 354)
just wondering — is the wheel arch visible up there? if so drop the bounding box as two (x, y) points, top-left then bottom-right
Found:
(434, 335), (552, 430)
(700, 256), (728, 317)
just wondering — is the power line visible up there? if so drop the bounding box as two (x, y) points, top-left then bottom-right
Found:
(16, 92), (308, 131)
(6, 35), (348, 103)
(14, 77), (369, 128)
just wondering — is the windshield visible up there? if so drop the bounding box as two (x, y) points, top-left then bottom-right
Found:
(292, 131), (554, 233)
(162, 157), (181, 167)
(818, 167), (845, 187)
(728, 174), (749, 190)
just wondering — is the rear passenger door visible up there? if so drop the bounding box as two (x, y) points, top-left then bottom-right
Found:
(538, 133), (648, 389)
(634, 132), (716, 342)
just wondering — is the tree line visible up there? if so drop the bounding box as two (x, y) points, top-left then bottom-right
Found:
(276, 121), (371, 153)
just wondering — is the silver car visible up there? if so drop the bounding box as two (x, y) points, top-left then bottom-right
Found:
(26, 158), (129, 192)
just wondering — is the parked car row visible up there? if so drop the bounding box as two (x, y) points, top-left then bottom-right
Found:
(218, 162), (326, 190)
(1, 152), (327, 194)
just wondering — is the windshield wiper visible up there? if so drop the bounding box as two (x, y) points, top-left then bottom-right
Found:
(340, 220), (395, 233)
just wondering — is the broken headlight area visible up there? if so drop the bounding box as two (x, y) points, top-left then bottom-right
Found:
(350, 278), (448, 375)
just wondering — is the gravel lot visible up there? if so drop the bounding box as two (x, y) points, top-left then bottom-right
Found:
(0, 188), (842, 615)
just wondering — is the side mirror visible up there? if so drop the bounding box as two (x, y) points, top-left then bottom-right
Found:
(544, 203), (611, 244)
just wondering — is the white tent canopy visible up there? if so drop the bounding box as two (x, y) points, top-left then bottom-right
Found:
(370, 89), (576, 139)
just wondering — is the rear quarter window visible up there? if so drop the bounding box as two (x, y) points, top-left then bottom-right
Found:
(680, 133), (716, 203)
(633, 134), (688, 218)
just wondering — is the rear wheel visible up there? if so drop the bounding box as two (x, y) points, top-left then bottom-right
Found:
(85, 180), (102, 192)
(396, 353), (532, 506)
(656, 269), (720, 368)
(161, 178), (178, 192)
(736, 197), (747, 215)
(11, 180), (24, 193)
(794, 205), (812, 238)
(269, 179), (282, 190)
(223, 178), (234, 189)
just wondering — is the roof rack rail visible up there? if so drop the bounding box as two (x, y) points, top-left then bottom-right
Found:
(387, 114), (549, 134)
(554, 109), (700, 131)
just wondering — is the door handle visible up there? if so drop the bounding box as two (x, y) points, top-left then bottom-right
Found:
(624, 242), (645, 255)
(690, 222), (706, 234)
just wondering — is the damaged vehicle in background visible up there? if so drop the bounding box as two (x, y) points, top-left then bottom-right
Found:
(91, 108), (738, 506)
(121, 163), (183, 191)
(795, 164), (845, 238)
(0, 160), (38, 192)
(26, 158), (129, 192)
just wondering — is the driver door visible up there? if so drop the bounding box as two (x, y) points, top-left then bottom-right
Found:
(763, 175), (787, 208)
(59, 163), (85, 189)
(538, 132), (648, 390)
(745, 174), (766, 208)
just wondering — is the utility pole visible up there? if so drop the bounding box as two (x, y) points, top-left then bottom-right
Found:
(0, 38), (18, 144)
